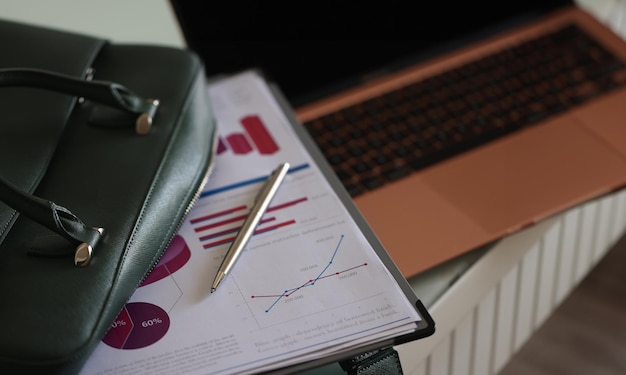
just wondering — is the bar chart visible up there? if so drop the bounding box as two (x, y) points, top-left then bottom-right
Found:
(218, 115), (279, 155)
(191, 196), (307, 249)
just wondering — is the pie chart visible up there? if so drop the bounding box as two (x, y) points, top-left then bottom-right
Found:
(102, 302), (170, 349)
(140, 234), (191, 287)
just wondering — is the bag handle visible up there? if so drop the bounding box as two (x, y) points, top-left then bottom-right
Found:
(0, 67), (161, 266)
(0, 175), (102, 267)
(0, 68), (159, 135)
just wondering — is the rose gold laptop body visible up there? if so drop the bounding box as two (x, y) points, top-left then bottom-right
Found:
(296, 6), (626, 277)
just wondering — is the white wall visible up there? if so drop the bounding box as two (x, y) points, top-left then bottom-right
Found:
(0, 0), (184, 47)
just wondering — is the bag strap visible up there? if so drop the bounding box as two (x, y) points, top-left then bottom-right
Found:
(0, 68), (159, 134)
(0, 68), (160, 266)
(0, 175), (102, 267)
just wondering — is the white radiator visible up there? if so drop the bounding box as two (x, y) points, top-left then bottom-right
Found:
(396, 188), (626, 374)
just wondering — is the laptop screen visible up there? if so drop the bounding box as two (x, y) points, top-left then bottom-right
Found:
(170, 0), (572, 107)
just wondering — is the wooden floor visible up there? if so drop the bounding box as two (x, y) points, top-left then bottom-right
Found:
(499, 232), (626, 375)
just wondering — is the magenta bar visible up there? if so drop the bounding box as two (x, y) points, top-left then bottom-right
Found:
(226, 133), (252, 154)
(217, 136), (227, 154)
(241, 115), (279, 154)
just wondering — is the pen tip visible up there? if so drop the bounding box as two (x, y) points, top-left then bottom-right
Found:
(211, 288), (216, 293)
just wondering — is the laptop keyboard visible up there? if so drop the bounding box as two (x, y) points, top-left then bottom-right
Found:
(303, 24), (626, 197)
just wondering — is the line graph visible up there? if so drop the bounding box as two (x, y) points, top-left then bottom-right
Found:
(249, 235), (368, 312)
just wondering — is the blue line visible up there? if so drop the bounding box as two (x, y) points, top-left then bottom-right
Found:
(264, 234), (345, 312)
(311, 234), (343, 285)
(200, 163), (310, 198)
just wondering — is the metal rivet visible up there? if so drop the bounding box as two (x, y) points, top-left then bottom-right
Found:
(74, 243), (93, 267)
(136, 113), (152, 135)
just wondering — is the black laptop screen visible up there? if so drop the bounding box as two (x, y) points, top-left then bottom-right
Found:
(169, 0), (572, 107)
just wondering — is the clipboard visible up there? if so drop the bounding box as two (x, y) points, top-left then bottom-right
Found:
(80, 69), (435, 375)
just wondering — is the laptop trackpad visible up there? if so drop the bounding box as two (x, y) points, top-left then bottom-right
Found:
(573, 90), (626, 160)
(421, 115), (626, 233)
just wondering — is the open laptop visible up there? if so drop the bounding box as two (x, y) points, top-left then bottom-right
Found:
(169, 0), (626, 277)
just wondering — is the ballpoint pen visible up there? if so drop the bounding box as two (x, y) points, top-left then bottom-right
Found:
(210, 162), (290, 293)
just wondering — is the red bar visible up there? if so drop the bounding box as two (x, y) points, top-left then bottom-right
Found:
(226, 133), (252, 154)
(202, 219), (295, 249)
(194, 214), (248, 232)
(254, 219), (296, 234)
(241, 115), (279, 154)
(199, 218), (276, 241)
(266, 197), (308, 213)
(190, 205), (247, 224)
(199, 226), (240, 242)
(203, 236), (236, 249)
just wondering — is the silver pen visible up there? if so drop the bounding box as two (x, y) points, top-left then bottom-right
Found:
(210, 162), (290, 293)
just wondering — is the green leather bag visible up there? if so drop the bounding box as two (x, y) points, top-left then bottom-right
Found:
(0, 20), (217, 374)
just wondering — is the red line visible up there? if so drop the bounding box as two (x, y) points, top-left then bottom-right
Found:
(202, 219), (296, 249)
(190, 205), (247, 224)
(266, 197), (308, 212)
(203, 236), (235, 249)
(194, 214), (248, 232)
(193, 197), (305, 228)
(253, 219), (296, 234)
(199, 218), (276, 241)
(199, 227), (239, 242)
(250, 263), (368, 299)
(317, 263), (368, 280)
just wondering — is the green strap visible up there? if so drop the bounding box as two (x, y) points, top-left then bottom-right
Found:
(0, 68), (159, 133)
(340, 348), (404, 375)
(0, 68), (154, 115)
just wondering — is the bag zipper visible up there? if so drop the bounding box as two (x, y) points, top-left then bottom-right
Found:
(140, 129), (219, 284)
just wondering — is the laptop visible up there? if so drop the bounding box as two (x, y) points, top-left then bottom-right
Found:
(169, 0), (626, 278)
